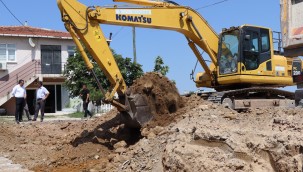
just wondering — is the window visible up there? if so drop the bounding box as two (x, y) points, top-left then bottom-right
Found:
(261, 30), (270, 52)
(251, 32), (259, 52)
(41, 45), (62, 74)
(292, 0), (303, 5)
(219, 30), (239, 74)
(67, 46), (76, 58)
(0, 44), (16, 62)
(0, 44), (6, 61)
(243, 30), (260, 70)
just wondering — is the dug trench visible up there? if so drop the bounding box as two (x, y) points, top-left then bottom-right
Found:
(0, 72), (302, 171)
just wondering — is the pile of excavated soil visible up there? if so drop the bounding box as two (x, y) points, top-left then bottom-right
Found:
(0, 73), (302, 171)
(96, 96), (303, 172)
(129, 72), (184, 128)
(0, 111), (120, 172)
(0, 95), (302, 171)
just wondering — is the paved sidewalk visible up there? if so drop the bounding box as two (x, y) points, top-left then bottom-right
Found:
(0, 107), (106, 123)
(0, 157), (32, 172)
(44, 108), (77, 116)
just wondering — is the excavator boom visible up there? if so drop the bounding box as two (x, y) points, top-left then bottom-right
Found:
(57, 0), (219, 86)
(113, 0), (175, 6)
(57, 0), (221, 127)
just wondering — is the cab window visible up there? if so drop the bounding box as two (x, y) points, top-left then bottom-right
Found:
(261, 30), (270, 52)
(243, 31), (259, 70)
(251, 32), (259, 52)
(219, 31), (239, 75)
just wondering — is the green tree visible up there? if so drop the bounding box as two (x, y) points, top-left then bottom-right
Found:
(153, 56), (169, 76)
(63, 49), (143, 103)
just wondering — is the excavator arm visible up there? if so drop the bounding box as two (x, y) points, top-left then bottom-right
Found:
(57, 0), (220, 127)
(92, 4), (219, 84)
(93, 4), (219, 62)
(58, 0), (127, 105)
(57, 0), (220, 86)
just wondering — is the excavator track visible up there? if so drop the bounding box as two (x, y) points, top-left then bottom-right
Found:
(207, 87), (295, 110)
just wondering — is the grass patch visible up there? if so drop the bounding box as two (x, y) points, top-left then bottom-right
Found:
(67, 112), (83, 118)
(0, 116), (13, 121)
(44, 115), (58, 118)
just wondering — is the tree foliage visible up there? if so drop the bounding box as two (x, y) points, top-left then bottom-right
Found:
(153, 56), (169, 76)
(63, 49), (144, 102)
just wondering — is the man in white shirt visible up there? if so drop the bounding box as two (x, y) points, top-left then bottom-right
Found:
(11, 80), (26, 124)
(32, 81), (50, 122)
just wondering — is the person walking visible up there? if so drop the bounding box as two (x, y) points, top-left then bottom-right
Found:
(80, 84), (92, 118)
(32, 81), (49, 122)
(11, 80), (26, 124)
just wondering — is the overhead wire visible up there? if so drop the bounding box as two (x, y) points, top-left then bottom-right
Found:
(195, 0), (229, 11)
(110, 0), (230, 40)
(0, 0), (42, 68)
(0, 0), (45, 50)
(112, 27), (125, 40)
(110, 0), (178, 40)
(190, 0), (231, 77)
(0, 0), (24, 26)
(0, 0), (36, 34)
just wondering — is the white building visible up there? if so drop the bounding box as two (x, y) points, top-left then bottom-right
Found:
(0, 26), (75, 115)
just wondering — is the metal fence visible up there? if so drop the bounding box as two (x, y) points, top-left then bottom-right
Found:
(76, 101), (113, 114)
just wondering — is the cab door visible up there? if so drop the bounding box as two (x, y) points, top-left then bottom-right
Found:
(241, 27), (260, 73)
(259, 29), (272, 72)
(241, 27), (272, 74)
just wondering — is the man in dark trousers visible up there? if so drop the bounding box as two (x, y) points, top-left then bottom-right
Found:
(23, 101), (32, 121)
(80, 84), (92, 118)
(11, 80), (26, 124)
(33, 81), (49, 122)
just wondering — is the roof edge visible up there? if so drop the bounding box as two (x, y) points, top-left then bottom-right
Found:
(0, 33), (72, 40)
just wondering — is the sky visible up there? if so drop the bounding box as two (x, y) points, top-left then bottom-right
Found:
(1, 0), (295, 93)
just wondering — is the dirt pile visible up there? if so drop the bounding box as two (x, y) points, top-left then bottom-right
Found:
(88, 95), (303, 172)
(129, 72), (184, 127)
(161, 105), (303, 171)
(0, 90), (302, 171)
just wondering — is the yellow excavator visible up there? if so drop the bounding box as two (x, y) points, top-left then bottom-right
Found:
(57, 0), (303, 127)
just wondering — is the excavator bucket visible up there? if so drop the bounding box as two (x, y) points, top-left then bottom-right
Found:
(122, 93), (154, 128)
(119, 72), (183, 128)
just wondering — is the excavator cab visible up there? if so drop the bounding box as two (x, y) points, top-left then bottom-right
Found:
(216, 25), (293, 90)
(241, 26), (272, 72)
(218, 25), (272, 76)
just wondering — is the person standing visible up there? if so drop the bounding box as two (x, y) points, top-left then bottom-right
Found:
(23, 101), (32, 121)
(11, 80), (26, 124)
(32, 81), (49, 122)
(80, 84), (92, 118)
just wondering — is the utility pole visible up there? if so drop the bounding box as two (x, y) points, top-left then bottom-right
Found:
(132, 27), (137, 63)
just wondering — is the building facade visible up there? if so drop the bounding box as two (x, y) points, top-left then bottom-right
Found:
(0, 26), (75, 115)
